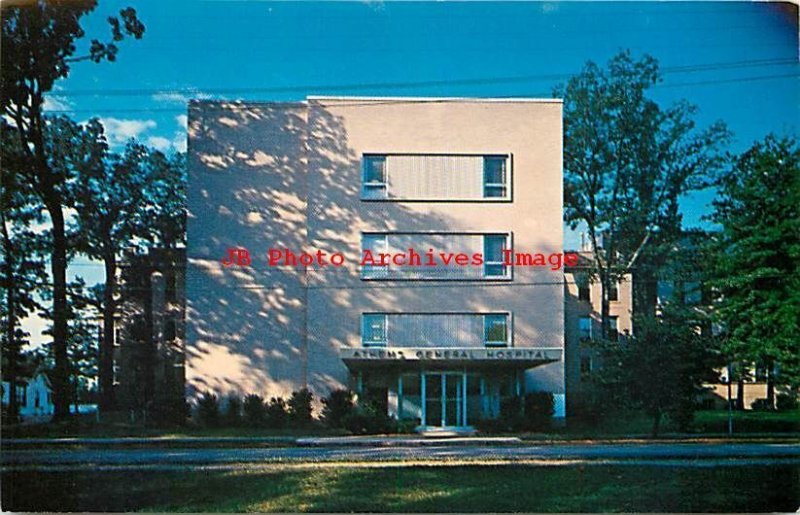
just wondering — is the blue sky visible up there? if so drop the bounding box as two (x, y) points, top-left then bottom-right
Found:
(33, 1), (799, 342)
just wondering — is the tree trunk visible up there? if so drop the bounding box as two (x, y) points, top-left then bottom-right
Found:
(766, 359), (775, 410)
(651, 410), (662, 438)
(600, 268), (611, 340)
(1, 212), (19, 420)
(632, 262), (658, 320)
(99, 252), (117, 414)
(736, 378), (745, 411)
(48, 203), (70, 421)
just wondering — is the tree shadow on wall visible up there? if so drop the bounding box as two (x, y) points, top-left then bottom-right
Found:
(186, 100), (564, 404)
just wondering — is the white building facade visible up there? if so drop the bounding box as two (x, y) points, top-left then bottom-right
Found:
(186, 97), (565, 430)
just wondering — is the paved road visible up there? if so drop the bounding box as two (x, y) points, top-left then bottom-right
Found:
(3, 442), (799, 470)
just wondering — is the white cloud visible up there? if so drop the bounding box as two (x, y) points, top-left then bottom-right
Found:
(173, 133), (187, 152)
(99, 117), (157, 145)
(152, 89), (211, 105)
(176, 114), (188, 129)
(147, 136), (172, 151)
(147, 132), (186, 153)
(43, 84), (74, 113)
(43, 94), (73, 112)
(152, 92), (193, 104)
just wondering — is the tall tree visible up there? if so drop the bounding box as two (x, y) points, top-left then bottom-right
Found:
(555, 51), (730, 338)
(709, 135), (800, 400)
(1, 1), (144, 419)
(71, 123), (178, 413)
(40, 276), (101, 411)
(1, 120), (48, 421)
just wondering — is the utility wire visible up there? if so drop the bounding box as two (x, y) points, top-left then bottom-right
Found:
(49, 57), (797, 98)
(40, 58), (800, 115)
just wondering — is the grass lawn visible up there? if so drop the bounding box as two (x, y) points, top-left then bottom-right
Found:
(693, 409), (800, 433)
(5, 410), (798, 441)
(2, 465), (798, 512)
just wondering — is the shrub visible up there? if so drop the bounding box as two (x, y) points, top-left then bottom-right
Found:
(396, 418), (419, 434)
(151, 396), (190, 427)
(343, 401), (396, 435)
(197, 391), (220, 427)
(668, 396), (698, 432)
(750, 398), (773, 411)
(523, 391), (554, 431)
(243, 394), (266, 427)
(288, 388), (314, 427)
(321, 389), (355, 428)
(265, 396), (288, 429)
(498, 395), (524, 431)
(776, 393), (799, 411)
(223, 395), (242, 427)
(568, 390), (607, 424)
(474, 417), (507, 434)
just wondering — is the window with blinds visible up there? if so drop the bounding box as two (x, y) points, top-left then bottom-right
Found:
(361, 154), (512, 201)
(361, 313), (511, 348)
(360, 232), (512, 280)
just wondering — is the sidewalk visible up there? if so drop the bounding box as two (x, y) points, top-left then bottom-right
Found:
(2, 433), (797, 449)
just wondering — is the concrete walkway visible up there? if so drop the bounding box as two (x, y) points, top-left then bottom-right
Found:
(296, 436), (521, 446)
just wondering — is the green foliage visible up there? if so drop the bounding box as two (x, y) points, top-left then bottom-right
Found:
(265, 397), (288, 429)
(775, 393), (798, 412)
(223, 395), (242, 427)
(242, 394), (265, 427)
(0, 142), (48, 417)
(555, 50), (730, 332)
(321, 389), (355, 429)
(287, 388), (314, 427)
(342, 400), (396, 435)
(39, 276), (101, 404)
(197, 392), (220, 428)
(395, 418), (419, 434)
(709, 135), (800, 390)
(2, 0), (145, 420)
(523, 392), (555, 430)
(595, 308), (722, 436)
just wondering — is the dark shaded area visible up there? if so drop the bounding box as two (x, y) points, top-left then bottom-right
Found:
(2, 465), (798, 512)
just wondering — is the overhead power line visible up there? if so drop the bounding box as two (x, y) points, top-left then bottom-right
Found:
(42, 70), (800, 115)
(45, 57), (797, 100)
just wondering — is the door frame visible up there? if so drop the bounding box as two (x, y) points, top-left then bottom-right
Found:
(420, 371), (469, 429)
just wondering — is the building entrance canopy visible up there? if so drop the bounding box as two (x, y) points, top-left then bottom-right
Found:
(340, 346), (561, 370)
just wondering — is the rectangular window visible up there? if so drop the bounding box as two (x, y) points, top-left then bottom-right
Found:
(362, 314), (387, 347)
(608, 281), (619, 302)
(483, 234), (509, 279)
(576, 273), (591, 302)
(361, 313), (511, 348)
(361, 232), (511, 280)
(484, 314), (509, 347)
(578, 317), (592, 341)
(483, 156), (508, 198)
(362, 155), (387, 199)
(361, 234), (389, 279)
(609, 316), (619, 342)
(360, 154), (511, 201)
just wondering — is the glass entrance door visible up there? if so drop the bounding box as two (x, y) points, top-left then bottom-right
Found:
(422, 373), (467, 428)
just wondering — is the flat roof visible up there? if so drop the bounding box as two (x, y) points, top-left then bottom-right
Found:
(307, 96), (562, 103)
(189, 96), (563, 106)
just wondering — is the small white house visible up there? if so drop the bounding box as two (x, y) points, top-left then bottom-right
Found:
(2, 371), (55, 421)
